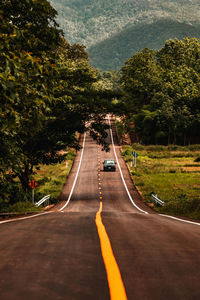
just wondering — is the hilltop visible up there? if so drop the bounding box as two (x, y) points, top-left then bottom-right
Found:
(50, 0), (200, 69)
(89, 20), (200, 70)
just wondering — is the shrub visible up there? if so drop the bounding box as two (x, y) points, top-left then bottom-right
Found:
(146, 145), (166, 152)
(187, 145), (200, 151)
(1, 201), (41, 213)
(194, 157), (200, 162)
(158, 197), (200, 219)
(168, 145), (182, 151)
(66, 150), (76, 161)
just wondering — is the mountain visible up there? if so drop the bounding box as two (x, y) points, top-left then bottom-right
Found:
(50, 0), (200, 69)
(88, 20), (200, 70)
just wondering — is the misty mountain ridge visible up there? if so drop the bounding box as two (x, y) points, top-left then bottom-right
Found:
(89, 19), (200, 70)
(50, 0), (200, 70)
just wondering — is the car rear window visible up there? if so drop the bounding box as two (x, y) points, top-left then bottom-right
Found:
(105, 160), (115, 164)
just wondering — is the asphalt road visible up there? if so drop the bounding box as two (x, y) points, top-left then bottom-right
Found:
(0, 118), (200, 300)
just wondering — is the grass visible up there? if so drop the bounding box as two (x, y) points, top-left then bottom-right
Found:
(33, 150), (76, 205)
(0, 150), (76, 214)
(121, 144), (200, 220)
(1, 202), (42, 213)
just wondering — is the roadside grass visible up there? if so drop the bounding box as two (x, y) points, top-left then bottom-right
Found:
(121, 145), (200, 220)
(0, 202), (42, 213)
(0, 150), (76, 214)
(34, 150), (76, 205)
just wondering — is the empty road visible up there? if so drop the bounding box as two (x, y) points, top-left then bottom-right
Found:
(0, 117), (200, 300)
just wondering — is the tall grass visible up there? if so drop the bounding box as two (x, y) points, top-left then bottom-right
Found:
(34, 150), (76, 204)
(122, 144), (200, 220)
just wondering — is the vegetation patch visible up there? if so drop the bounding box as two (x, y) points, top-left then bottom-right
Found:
(121, 144), (200, 220)
(0, 150), (76, 213)
(34, 150), (76, 205)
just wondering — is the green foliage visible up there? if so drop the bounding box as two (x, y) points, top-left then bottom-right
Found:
(0, 0), (111, 210)
(34, 151), (75, 204)
(158, 198), (200, 219)
(1, 202), (41, 213)
(120, 37), (200, 145)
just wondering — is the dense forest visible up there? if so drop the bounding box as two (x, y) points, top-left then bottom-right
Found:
(120, 38), (200, 145)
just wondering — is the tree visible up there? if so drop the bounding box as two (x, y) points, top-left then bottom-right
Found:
(0, 2), (110, 207)
(120, 38), (200, 145)
(0, 0), (62, 55)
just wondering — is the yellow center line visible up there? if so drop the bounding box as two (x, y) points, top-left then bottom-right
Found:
(95, 202), (128, 300)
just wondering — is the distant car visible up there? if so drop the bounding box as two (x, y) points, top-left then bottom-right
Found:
(103, 159), (116, 171)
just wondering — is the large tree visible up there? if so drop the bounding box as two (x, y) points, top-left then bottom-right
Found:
(0, 1), (109, 207)
(120, 38), (200, 145)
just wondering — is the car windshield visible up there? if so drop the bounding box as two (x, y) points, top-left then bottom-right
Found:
(105, 160), (115, 164)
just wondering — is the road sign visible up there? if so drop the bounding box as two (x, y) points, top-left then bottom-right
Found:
(29, 180), (38, 204)
(29, 179), (38, 189)
(132, 151), (138, 168)
(132, 151), (138, 158)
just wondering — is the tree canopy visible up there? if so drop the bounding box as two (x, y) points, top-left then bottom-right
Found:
(0, 0), (110, 209)
(120, 38), (200, 145)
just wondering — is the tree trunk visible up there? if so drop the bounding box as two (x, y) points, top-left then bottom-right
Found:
(18, 163), (31, 191)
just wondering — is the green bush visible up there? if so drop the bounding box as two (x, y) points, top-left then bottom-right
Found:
(194, 157), (200, 162)
(132, 144), (145, 150)
(187, 145), (200, 151)
(167, 145), (182, 151)
(0, 179), (32, 211)
(121, 149), (132, 156)
(1, 201), (41, 213)
(146, 145), (166, 151)
(159, 197), (200, 219)
(66, 150), (76, 161)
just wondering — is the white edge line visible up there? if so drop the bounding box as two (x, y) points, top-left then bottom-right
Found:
(0, 211), (52, 225)
(59, 132), (86, 211)
(108, 116), (148, 215)
(108, 116), (200, 226)
(159, 214), (200, 226)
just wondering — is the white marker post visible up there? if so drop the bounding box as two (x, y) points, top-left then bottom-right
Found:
(132, 151), (138, 169)
(32, 189), (35, 204)
(134, 151), (137, 168)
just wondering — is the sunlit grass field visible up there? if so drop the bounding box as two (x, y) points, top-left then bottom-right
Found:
(121, 145), (200, 220)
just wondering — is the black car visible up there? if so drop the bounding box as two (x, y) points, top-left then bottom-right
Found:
(103, 159), (116, 171)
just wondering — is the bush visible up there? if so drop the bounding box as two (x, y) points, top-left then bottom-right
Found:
(1, 201), (41, 213)
(146, 145), (166, 151)
(158, 197), (200, 219)
(169, 169), (177, 173)
(168, 145), (182, 151)
(194, 157), (200, 162)
(66, 150), (76, 161)
(187, 145), (200, 151)
(132, 144), (145, 150)
(0, 179), (32, 211)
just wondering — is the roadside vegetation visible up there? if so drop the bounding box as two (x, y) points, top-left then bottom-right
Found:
(1, 2), (199, 216)
(0, 149), (75, 213)
(34, 150), (76, 204)
(121, 144), (200, 220)
(120, 38), (200, 145)
(0, 0), (111, 212)
(117, 37), (200, 220)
